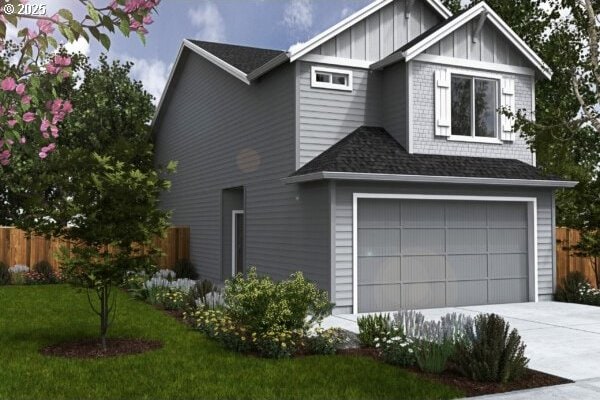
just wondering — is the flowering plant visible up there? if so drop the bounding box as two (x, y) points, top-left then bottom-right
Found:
(375, 335), (416, 367)
(305, 327), (346, 355)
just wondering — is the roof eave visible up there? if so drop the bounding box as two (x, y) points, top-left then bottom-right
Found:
(247, 52), (290, 81)
(282, 171), (578, 188)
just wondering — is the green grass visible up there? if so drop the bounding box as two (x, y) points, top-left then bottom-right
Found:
(0, 285), (462, 400)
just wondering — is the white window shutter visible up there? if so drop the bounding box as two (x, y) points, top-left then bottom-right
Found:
(501, 78), (516, 141)
(434, 69), (451, 137)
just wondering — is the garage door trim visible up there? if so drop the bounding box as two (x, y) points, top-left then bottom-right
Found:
(352, 193), (538, 314)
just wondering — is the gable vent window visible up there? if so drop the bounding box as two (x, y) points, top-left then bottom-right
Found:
(311, 66), (353, 91)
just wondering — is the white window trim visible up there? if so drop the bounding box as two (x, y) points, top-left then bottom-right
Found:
(231, 210), (244, 277)
(310, 66), (353, 92)
(449, 68), (502, 141)
(351, 193), (538, 315)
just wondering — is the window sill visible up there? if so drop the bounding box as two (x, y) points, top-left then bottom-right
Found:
(447, 136), (503, 145)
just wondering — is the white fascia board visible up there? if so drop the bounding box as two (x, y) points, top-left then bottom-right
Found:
(300, 54), (372, 70)
(289, 0), (452, 62)
(282, 171), (578, 188)
(151, 42), (186, 131)
(183, 39), (251, 85)
(402, 3), (552, 79)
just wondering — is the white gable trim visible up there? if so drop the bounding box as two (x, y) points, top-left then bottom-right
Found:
(183, 39), (251, 85)
(401, 3), (552, 79)
(289, 0), (452, 62)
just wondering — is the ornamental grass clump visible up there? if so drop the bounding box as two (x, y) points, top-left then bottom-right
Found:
(453, 313), (528, 383)
(8, 265), (29, 285)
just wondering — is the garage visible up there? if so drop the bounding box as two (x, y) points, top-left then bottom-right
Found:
(356, 198), (531, 313)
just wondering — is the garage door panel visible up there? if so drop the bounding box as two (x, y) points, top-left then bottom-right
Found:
(357, 200), (400, 228)
(402, 201), (445, 227)
(447, 255), (488, 280)
(358, 228), (400, 256)
(403, 282), (446, 309)
(358, 284), (403, 313)
(489, 279), (528, 303)
(402, 228), (445, 254)
(446, 202), (487, 228)
(488, 203), (528, 228)
(358, 257), (401, 284)
(488, 229), (528, 253)
(489, 254), (528, 278)
(402, 256), (445, 282)
(447, 280), (488, 306)
(447, 229), (488, 254)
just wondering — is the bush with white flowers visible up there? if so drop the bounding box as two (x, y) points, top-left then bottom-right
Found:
(375, 335), (416, 367)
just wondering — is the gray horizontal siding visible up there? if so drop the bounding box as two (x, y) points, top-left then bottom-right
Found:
(332, 181), (555, 314)
(311, 0), (442, 61)
(298, 61), (382, 167)
(154, 51), (331, 290)
(410, 60), (535, 164)
(425, 19), (528, 67)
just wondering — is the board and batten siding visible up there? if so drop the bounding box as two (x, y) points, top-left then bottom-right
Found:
(297, 61), (383, 167)
(311, 0), (442, 61)
(332, 182), (555, 314)
(410, 61), (535, 164)
(153, 51), (331, 289)
(424, 19), (528, 67)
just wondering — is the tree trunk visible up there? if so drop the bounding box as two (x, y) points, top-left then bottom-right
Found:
(99, 285), (109, 350)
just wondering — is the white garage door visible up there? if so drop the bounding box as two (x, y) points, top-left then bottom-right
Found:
(357, 199), (530, 313)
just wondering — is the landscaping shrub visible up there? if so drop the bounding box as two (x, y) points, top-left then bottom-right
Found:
(25, 261), (62, 285)
(8, 265), (29, 285)
(555, 271), (589, 303)
(190, 279), (223, 310)
(305, 327), (346, 355)
(173, 259), (198, 280)
(32, 261), (54, 279)
(255, 329), (300, 359)
(357, 314), (396, 348)
(454, 314), (528, 383)
(225, 267), (333, 334)
(375, 335), (416, 367)
(414, 340), (455, 374)
(0, 262), (10, 285)
(188, 309), (252, 353)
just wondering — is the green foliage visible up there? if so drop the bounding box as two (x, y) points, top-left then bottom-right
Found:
(187, 309), (252, 354)
(225, 267), (334, 335)
(306, 328), (346, 355)
(32, 260), (53, 279)
(573, 232), (600, 287)
(173, 259), (198, 280)
(376, 335), (416, 367)
(454, 314), (529, 383)
(555, 271), (590, 303)
(190, 279), (221, 309)
(414, 340), (456, 374)
(0, 262), (9, 285)
(357, 314), (395, 348)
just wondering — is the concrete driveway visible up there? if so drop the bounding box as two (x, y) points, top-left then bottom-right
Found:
(324, 301), (600, 381)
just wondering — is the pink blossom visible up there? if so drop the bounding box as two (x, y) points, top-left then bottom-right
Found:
(46, 143), (56, 152)
(38, 151), (47, 159)
(15, 83), (25, 95)
(26, 28), (38, 40)
(21, 95), (31, 105)
(40, 119), (51, 132)
(41, 131), (50, 139)
(46, 63), (60, 75)
(22, 112), (35, 123)
(53, 55), (71, 67)
(36, 19), (54, 34)
(50, 125), (59, 138)
(6, 139), (13, 145)
(1, 77), (16, 91)
(7, 120), (17, 128)
(62, 101), (73, 114)
(143, 15), (153, 25)
(19, 137), (26, 144)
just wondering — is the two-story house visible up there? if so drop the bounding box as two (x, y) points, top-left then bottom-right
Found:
(153, 0), (576, 314)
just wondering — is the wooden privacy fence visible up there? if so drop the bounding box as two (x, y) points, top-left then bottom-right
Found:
(556, 227), (598, 287)
(0, 226), (190, 271)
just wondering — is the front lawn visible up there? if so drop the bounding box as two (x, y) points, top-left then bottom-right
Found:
(0, 285), (462, 400)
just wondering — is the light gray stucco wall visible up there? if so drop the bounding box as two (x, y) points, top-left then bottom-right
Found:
(410, 60), (535, 165)
(154, 51), (331, 290)
(332, 181), (555, 314)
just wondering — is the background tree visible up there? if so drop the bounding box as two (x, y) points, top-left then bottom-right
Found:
(3, 56), (175, 348)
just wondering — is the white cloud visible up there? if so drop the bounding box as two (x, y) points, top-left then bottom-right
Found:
(283, 0), (313, 32)
(288, 41), (306, 53)
(189, 1), (226, 42)
(64, 37), (90, 56)
(340, 7), (353, 19)
(121, 55), (172, 104)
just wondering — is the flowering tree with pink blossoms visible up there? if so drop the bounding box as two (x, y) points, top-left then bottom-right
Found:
(0, 0), (159, 166)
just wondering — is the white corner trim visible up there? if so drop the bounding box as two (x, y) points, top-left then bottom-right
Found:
(414, 54), (535, 76)
(310, 66), (353, 91)
(301, 54), (372, 69)
(402, 3), (552, 79)
(351, 193), (539, 314)
(289, 0), (452, 62)
(447, 136), (503, 145)
(407, 61), (414, 153)
(183, 39), (251, 85)
(231, 210), (244, 277)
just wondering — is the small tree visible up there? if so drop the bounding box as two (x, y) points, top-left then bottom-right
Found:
(573, 231), (600, 288)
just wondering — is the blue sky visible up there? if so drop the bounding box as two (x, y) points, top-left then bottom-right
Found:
(75, 0), (373, 102)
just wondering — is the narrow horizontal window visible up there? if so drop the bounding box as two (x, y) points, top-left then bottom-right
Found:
(311, 66), (352, 91)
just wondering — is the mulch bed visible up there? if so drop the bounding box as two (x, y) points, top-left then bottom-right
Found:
(338, 349), (571, 397)
(40, 338), (163, 359)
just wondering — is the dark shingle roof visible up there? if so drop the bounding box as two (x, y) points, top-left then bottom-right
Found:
(188, 40), (286, 74)
(292, 126), (565, 182)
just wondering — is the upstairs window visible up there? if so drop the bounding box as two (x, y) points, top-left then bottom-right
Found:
(311, 66), (352, 91)
(451, 76), (498, 139)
